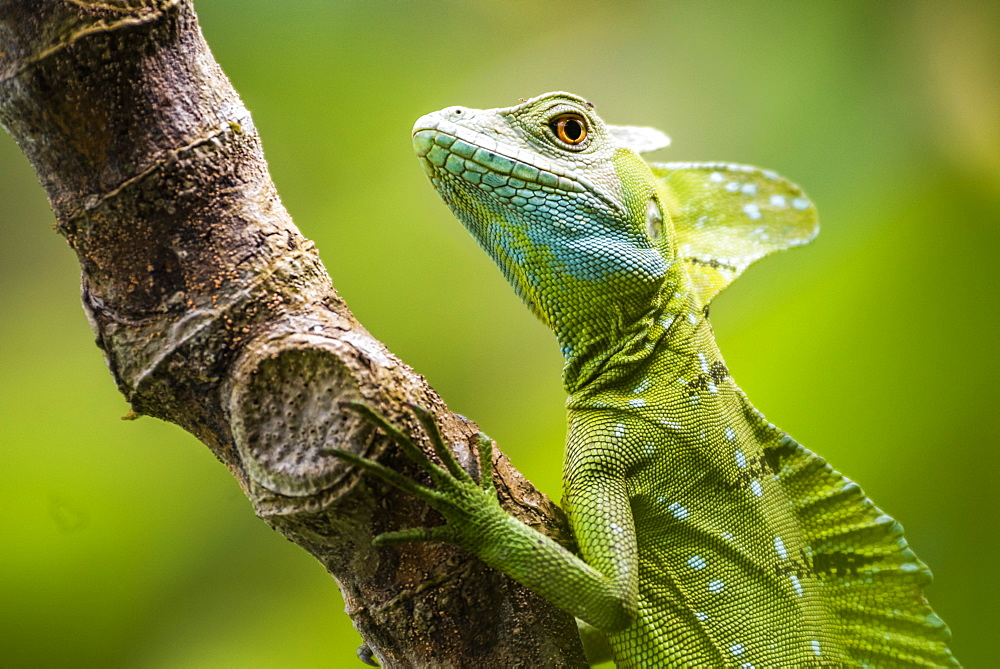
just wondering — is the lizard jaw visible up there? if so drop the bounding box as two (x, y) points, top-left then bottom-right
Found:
(412, 111), (622, 215)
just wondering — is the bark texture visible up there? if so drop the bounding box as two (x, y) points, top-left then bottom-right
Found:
(0, 1), (586, 666)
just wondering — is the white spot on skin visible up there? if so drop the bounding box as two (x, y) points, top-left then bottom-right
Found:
(735, 450), (747, 468)
(688, 555), (707, 570)
(698, 352), (709, 373)
(790, 574), (804, 596)
(614, 423), (625, 438)
(610, 522), (624, 535)
(628, 398), (646, 408)
(750, 480), (763, 497)
(668, 502), (689, 519)
(695, 611), (708, 621)
(792, 197), (810, 210)
(632, 378), (650, 394)
(770, 194), (787, 207)
(741, 183), (757, 195)
(812, 640), (822, 656)
(730, 643), (746, 656)
(721, 532), (734, 541)
(710, 172), (724, 182)
(708, 579), (725, 593)
(726, 181), (741, 192)
(774, 536), (788, 559)
(763, 170), (779, 179)
(725, 427), (736, 441)
(741, 664), (755, 669)
(687, 313), (697, 325)
(743, 203), (762, 220)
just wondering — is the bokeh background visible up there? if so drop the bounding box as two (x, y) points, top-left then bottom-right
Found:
(2, 1), (996, 666)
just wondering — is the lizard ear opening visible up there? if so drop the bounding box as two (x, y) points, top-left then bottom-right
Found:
(645, 198), (664, 243)
(651, 162), (819, 308)
(607, 125), (671, 154)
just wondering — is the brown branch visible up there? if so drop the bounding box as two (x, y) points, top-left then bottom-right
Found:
(0, 1), (585, 666)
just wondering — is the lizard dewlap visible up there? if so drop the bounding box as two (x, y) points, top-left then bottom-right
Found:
(347, 92), (959, 667)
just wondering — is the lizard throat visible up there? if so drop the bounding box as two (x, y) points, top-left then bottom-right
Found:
(561, 282), (700, 395)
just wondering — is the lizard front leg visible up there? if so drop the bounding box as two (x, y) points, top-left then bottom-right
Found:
(327, 401), (638, 634)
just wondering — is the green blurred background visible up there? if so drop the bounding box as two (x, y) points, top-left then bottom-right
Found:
(1, 1), (996, 666)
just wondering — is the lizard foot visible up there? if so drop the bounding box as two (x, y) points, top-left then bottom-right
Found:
(327, 401), (499, 549)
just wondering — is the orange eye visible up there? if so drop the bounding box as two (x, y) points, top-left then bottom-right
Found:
(550, 113), (588, 145)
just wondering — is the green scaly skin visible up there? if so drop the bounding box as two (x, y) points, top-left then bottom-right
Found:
(334, 93), (958, 667)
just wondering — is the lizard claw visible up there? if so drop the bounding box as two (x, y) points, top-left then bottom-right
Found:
(329, 400), (501, 550)
(475, 432), (496, 497)
(374, 526), (455, 546)
(403, 402), (475, 484)
(325, 446), (446, 506)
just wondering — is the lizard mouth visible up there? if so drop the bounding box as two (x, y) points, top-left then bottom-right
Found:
(412, 115), (617, 212)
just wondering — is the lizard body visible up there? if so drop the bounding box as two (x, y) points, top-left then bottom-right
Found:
(337, 93), (957, 667)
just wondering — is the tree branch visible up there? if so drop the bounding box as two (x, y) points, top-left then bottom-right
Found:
(0, 1), (585, 665)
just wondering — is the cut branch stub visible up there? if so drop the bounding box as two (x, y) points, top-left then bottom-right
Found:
(230, 335), (374, 498)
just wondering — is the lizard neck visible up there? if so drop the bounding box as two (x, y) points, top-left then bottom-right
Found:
(562, 285), (767, 499)
(560, 265), (706, 397)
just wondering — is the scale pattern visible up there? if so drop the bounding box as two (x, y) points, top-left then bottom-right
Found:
(371, 92), (958, 666)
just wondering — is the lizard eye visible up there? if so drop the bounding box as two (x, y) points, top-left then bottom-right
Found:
(550, 113), (588, 146)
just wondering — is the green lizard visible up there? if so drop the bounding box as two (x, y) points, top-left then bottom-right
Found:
(332, 92), (957, 667)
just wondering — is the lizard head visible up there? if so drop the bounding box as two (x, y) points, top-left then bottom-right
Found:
(413, 92), (675, 340)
